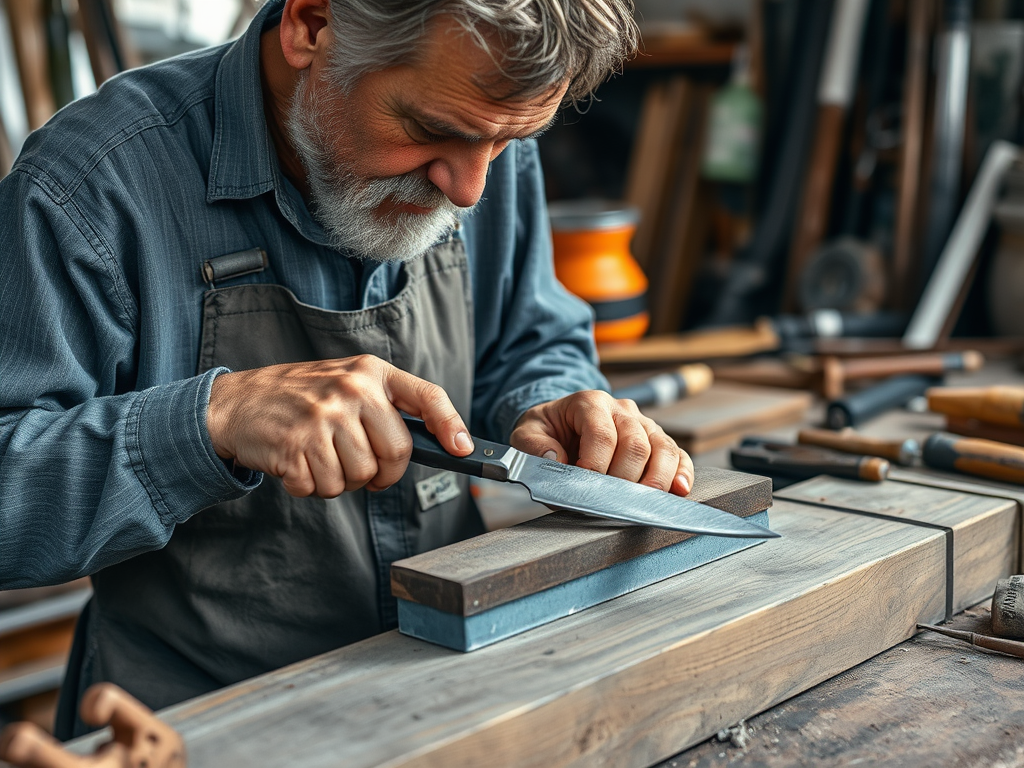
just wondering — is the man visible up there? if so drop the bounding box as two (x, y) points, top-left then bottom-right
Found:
(0, 0), (693, 738)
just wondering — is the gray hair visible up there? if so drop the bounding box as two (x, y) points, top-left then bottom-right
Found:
(324, 0), (639, 106)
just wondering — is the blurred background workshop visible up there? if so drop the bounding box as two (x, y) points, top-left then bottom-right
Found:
(3, 0), (1024, 766)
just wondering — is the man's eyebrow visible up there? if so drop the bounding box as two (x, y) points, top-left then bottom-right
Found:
(412, 111), (559, 142)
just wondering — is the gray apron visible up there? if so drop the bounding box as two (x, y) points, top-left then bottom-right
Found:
(58, 239), (483, 736)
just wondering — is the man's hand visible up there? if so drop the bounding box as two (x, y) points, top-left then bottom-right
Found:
(206, 356), (473, 498)
(510, 391), (694, 496)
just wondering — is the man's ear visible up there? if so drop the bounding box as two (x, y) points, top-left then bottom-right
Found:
(280, 0), (332, 71)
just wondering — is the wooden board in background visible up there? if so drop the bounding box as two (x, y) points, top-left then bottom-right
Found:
(641, 382), (813, 455)
(89, 483), (1021, 768)
(391, 466), (771, 617)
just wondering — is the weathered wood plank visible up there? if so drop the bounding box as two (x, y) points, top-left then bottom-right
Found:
(891, 465), (1024, 570)
(659, 602), (1024, 767)
(391, 466), (772, 616)
(136, 499), (968, 768)
(776, 474), (1019, 613)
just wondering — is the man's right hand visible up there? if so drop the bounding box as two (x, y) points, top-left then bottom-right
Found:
(206, 355), (474, 498)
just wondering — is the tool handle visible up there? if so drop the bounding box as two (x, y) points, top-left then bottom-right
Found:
(826, 374), (939, 429)
(970, 633), (1024, 660)
(922, 432), (1024, 485)
(927, 386), (1024, 427)
(797, 428), (919, 465)
(732, 441), (889, 482)
(404, 416), (512, 481)
(611, 364), (713, 408)
(840, 350), (984, 381)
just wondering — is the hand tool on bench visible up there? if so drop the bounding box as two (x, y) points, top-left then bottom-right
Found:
(731, 437), (890, 482)
(610, 363), (713, 408)
(0, 682), (185, 767)
(922, 432), (1024, 485)
(826, 374), (941, 428)
(404, 416), (778, 538)
(797, 427), (921, 465)
(927, 385), (1024, 427)
(916, 624), (1024, 660)
(944, 417), (1024, 447)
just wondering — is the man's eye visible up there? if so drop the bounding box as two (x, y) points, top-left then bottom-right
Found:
(409, 122), (446, 144)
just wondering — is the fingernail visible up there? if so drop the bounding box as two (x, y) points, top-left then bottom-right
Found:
(676, 474), (691, 494)
(455, 431), (474, 452)
(543, 450), (558, 461)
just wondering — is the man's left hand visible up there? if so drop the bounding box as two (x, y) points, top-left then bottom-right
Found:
(510, 391), (694, 496)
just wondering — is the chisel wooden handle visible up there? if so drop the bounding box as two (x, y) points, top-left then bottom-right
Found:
(922, 432), (1024, 485)
(927, 386), (1024, 427)
(797, 428), (920, 465)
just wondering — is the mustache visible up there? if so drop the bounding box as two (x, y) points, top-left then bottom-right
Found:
(351, 172), (458, 214)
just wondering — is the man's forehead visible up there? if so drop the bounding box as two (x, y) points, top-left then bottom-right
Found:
(401, 100), (562, 143)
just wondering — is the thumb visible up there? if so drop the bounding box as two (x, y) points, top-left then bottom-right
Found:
(510, 422), (568, 464)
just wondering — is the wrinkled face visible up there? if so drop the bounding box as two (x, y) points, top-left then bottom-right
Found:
(286, 15), (567, 261)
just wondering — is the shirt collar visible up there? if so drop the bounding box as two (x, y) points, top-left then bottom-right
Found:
(206, 0), (285, 203)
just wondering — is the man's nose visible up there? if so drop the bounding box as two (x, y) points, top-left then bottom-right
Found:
(425, 143), (501, 209)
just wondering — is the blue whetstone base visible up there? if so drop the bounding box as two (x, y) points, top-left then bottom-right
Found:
(397, 509), (771, 652)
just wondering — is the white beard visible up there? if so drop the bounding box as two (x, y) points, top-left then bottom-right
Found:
(284, 71), (474, 262)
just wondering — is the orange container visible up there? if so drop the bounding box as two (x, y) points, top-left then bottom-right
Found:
(548, 200), (648, 344)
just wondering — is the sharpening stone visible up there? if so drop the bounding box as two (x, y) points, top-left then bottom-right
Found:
(397, 509), (770, 651)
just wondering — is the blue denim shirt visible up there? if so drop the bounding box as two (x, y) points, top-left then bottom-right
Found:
(0, 0), (607, 589)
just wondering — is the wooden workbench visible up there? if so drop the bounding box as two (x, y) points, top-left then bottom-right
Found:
(55, 361), (1024, 767)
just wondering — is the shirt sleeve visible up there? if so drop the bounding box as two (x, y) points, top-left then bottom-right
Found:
(464, 140), (611, 443)
(0, 168), (259, 590)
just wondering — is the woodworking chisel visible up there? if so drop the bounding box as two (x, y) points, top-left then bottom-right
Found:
(732, 437), (890, 482)
(404, 416), (779, 539)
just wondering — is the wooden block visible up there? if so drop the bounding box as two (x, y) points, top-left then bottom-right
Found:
(775, 474), (1020, 614)
(642, 382), (813, 454)
(391, 467), (772, 650)
(114, 497), (990, 768)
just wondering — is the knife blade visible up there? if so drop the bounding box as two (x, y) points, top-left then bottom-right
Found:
(403, 416), (779, 539)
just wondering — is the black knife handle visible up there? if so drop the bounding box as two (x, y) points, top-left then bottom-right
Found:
(403, 416), (513, 480)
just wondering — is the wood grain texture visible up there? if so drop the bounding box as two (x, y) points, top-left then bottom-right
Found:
(890, 466), (1024, 572)
(103, 499), (966, 768)
(658, 602), (1024, 767)
(391, 466), (771, 616)
(775, 474), (1019, 614)
(641, 382), (812, 454)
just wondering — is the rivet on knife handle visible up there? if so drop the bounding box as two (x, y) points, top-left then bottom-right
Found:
(404, 416), (514, 481)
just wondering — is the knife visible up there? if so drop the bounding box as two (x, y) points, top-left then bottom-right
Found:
(403, 416), (779, 539)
